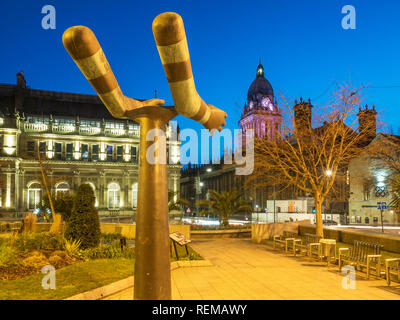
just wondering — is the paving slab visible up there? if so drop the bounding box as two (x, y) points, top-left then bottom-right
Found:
(103, 238), (400, 300)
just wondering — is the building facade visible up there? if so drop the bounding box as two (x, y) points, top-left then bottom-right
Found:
(180, 62), (377, 224)
(349, 133), (398, 225)
(0, 72), (181, 218)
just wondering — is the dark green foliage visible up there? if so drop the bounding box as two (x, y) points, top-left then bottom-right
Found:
(65, 184), (101, 249)
(82, 243), (135, 260)
(41, 192), (74, 222)
(14, 232), (64, 252)
(101, 233), (127, 244)
(54, 193), (74, 222)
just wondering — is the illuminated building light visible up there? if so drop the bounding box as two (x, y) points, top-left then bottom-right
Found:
(3, 147), (15, 155)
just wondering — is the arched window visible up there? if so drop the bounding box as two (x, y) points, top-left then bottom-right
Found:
(27, 182), (41, 210)
(108, 183), (120, 209)
(55, 182), (70, 198)
(132, 183), (138, 208)
(84, 182), (98, 207)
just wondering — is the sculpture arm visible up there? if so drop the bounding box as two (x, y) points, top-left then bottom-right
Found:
(152, 12), (227, 132)
(62, 26), (164, 119)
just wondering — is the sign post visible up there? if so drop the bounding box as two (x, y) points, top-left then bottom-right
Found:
(377, 202), (386, 233)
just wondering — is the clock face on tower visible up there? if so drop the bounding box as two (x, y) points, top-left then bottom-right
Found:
(261, 97), (273, 111)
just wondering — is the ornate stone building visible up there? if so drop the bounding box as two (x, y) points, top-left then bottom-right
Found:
(0, 72), (181, 218)
(180, 62), (377, 224)
(181, 62), (284, 213)
(240, 61), (282, 141)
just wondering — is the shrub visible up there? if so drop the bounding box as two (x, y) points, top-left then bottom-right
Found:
(81, 244), (134, 260)
(101, 233), (127, 243)
(14, 232), (63, 252)
(48, 255), (64, 268)
(65, 184), (101, 249)
(21, 253), (49, 270)
(0, 245), (18, 267)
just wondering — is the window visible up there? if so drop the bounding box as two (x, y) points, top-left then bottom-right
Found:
(39, 142), (46, 158)
(27, 116), (49, 124)
(363, 183), (371, 201)
(131, 146), (137, 163)
(66, 143), (73, 161)
(55, 143), (62, 160)
(132, 183), (138, 208)
(81, 120), (100, 127)
(116, 146), (123, 162)
(54, 118), (75, 125)
(365, 217), (370, 224)
(55, 182), (70, 198)
(27, 182), (41, 210)
(27, 141), (35, 157)
(82, 144), (89, 161)
(356, 216), (362, 224)
(105, 122), (124, 129)
(92, 145), (99, 162)
(108, 183), (120, 209)
(106, 145), (113, 162)
(373, 217), (378, 223)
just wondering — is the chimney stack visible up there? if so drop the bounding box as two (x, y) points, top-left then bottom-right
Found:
(293, 98), (313, 132)
(357, 104), (377, 143)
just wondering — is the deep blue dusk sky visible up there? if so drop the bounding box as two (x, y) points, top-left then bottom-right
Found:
(1, 0), (400, 134)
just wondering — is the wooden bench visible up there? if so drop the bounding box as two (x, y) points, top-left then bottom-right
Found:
(385, 258), (400, 286)
(293, 233), (321, 257)
(170, 232), (191, 260)
(338, 240), (383, 279)
(273, 230), (298, 253)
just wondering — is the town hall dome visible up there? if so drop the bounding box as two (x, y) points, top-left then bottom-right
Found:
(247, 62), (274, 101)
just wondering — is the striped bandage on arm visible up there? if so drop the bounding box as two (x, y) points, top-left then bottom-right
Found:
(62, 26), (126, 118)
(152, 12), (211, 125)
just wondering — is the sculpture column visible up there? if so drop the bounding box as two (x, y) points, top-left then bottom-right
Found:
(128, 106), (175, 300)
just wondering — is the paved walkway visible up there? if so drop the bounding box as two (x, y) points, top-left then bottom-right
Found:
(104, 239), (400, 300)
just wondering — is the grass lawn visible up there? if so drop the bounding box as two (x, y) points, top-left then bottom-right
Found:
(0, 244), (203, 300)
(0, 258), (134, 300)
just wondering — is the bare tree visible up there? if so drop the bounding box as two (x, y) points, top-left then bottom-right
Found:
(248, 83), (376, 237)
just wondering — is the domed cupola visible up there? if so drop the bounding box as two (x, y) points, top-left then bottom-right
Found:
(247, 61), (274, 104)
(240, 60), (282, 141)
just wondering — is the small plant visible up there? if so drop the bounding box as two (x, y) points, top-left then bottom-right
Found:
(64, 238), (82, 259)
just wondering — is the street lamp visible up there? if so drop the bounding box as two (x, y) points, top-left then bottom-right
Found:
(326, 169), (332, 176)
(256, 204), (259, 223)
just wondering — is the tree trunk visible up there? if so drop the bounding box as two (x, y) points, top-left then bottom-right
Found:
(314, 195), (324, 238)
(222, 214), (229, 228)
(38, 149), (59, 234)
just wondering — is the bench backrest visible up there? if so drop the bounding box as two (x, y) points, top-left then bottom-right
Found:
(350, 240), (382, 262)
(303, 233), (322, 244)
(282, 230), (297, 239)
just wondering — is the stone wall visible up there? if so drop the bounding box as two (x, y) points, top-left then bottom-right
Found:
(251, 220), (311, 243)
(100, 223), (191, 240)
(298, 225), (400, 254)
